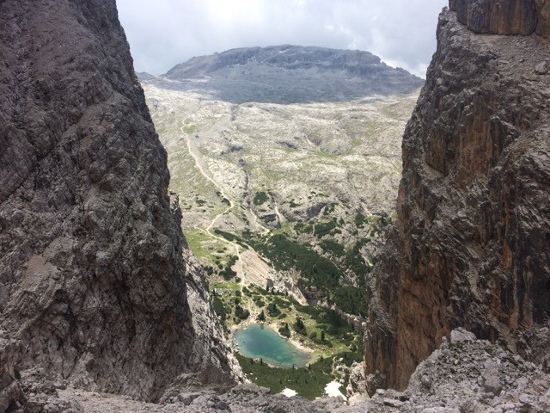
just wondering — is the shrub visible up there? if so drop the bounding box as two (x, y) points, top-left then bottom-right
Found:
(267, 301), (281, 317)
(213, 296), (227, 322)
(253, 191), (269, 205)
(235, 305), (250, 320)
(257, 310), (266, 322)
(330, 285), (368, 317)
(294, 317), (307, 335)
(313, 219), (338, 238)
(319, 239), (345, 257)
(278, 323), (291, 338)
(354, 213), (367, 228)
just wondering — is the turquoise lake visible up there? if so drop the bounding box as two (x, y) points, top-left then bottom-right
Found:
(234, 324), (311, 368)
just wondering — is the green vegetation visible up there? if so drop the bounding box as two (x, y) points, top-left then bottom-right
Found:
(181, 119), (196, 134)
(213, 296), (228, 323)
(330, 286), (368, 317)
(267, 301), (281, 317)
(235, 304), (250, 320)
(184, 230), (229, 261)
(313, 218), (338, 238)
(211, 278), (365, 398)
(236, 353), (333, 400)
(278, 322), (291, 338)
(219, 255), (238, 280)
(249, 234), (342, 290)
(319, 239), (345, 257)
(294, 317), (307, 335)
(243, 231), (373, 315)
(214, 229), (250, 250)
(293, 222), (313, 234)
(253, 191), (269, 205)
(294, 304), (355, 338)
(214, 229), (238, 242)
(355, 212), (367, 228)
(257, 310), (266, 322)
(344, 240), (372, 283)
(235, 330), (364, 399)
(289, 199), (301, 208)
(212, 282), (361, 348)
(149, 80), (414, 401)
(323, 203), (338, 215)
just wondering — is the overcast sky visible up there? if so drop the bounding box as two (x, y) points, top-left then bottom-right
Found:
(116, 0), (448, 78)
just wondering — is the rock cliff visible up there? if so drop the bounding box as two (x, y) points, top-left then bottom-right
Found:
(364, 0), (550, 393)
(450, 0), (550, 37)
(0, 0), (240, 406)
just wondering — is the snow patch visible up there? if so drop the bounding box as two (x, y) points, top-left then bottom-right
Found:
(280, 388), (297, 398)
(325, 381), (347, 400)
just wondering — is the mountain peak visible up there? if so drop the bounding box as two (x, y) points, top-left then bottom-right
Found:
(154, 45), (423, 104)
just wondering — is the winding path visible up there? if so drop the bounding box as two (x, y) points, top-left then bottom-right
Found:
(181, 123), (244, 281)
(180, 121), (277, 312)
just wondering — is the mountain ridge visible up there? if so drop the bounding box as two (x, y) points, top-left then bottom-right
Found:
(167, 45), (390, 78)
(150, 45), (423, 104)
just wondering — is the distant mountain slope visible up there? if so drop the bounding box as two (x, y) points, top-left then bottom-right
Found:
(152, 45), (424, 103)
(136, 71), (156, 81)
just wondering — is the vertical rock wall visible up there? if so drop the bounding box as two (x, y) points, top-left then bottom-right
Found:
(450, 0), (550, 37)
(0, 0), (239, 401)
(364, 1), (550, 393)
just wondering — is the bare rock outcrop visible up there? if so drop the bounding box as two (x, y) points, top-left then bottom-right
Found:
(0, 0), (240, 403)
(450, 0), (550, 37)
(0, 338), (24, 411)
(364, 0), (550, 393)
(350, 330), (550, 412)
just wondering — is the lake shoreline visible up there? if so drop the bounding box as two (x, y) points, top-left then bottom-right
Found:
(232, 318), (314, 353)
(232, 322), (313, 368)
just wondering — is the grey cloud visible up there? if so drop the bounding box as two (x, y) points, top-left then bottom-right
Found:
(116, 0), (448, 78)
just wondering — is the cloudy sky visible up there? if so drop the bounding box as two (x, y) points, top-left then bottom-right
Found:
(116, 0), (448, 78)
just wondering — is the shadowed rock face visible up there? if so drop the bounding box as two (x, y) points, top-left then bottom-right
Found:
(0, 0), (239, 402)
(364, 0), (550, 393)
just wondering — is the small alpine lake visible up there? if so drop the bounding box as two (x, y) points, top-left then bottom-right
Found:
(233, 323), (311, 368)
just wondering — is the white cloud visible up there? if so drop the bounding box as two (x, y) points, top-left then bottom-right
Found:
(116, 0), (448, 78)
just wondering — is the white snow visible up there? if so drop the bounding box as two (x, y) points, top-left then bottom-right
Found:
(280, 388), (297, 398)
(325, 381), (347, 400)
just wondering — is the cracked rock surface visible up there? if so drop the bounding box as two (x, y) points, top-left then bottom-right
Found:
(0, 0), (240, 406)
(365, 0), (550, 393)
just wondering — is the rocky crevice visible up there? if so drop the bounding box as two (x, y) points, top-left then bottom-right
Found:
(364, 0), (550, 393)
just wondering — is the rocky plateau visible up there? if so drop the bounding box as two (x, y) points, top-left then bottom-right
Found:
(157, 45), (423, 104)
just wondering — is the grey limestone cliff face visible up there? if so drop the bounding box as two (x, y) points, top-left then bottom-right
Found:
(450, 0), (550, 37)
(364, 0), (550, 393)
(0, 0), (240, 404)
